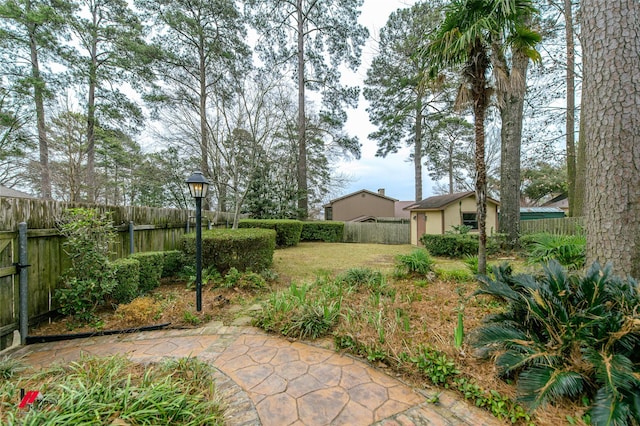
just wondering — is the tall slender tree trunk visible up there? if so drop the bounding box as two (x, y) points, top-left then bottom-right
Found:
(29, 30), (51, 199)
(198, 40), (211, 211)
(582, 0), (640, 277)
(573, 117), (586, 216)
(27, 1), (51, 199)
(296, 0), (308, 219)
(564, 0), (576, 216)
(497, 49), (529, 249)
(471, 44), (490, 276)
(414, 100), (423, 201)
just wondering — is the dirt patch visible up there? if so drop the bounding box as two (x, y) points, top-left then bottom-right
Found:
(30, 279), (259, 336)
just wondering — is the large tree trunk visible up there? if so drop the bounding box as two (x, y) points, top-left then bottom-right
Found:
(564, 0), (576, 216)
(27, 0), (51, 199)
(414, 100), (423, 201)
(582, 0), (640, 277)
(296, 0), (308, 219)
(497, 49), (529, 249)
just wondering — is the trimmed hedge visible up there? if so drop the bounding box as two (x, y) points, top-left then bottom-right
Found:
(182, 228), (276, 274)
(131, 251), (164, 294)
(238, 219), (302, 247)
(162, 250), (185, 278)
(420, 234), (479, 258)
(110, 258), (140, 304)
(301, 221), (344, 242)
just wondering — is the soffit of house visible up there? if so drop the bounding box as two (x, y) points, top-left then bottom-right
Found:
(325, 189), (399, 206)
(405, 191), (500, 211)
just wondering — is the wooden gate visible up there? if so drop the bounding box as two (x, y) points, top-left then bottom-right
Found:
(0, 231), (18, 351)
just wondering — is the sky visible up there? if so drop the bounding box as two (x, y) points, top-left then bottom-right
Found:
(332, 0), (428, 203)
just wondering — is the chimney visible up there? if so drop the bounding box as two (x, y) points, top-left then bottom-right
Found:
(378, 188), (385, 196)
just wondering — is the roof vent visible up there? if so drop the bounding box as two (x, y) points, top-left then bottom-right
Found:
(378, 188), (385, 196)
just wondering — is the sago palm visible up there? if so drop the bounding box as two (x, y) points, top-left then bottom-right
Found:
(473, 261), (640, 425)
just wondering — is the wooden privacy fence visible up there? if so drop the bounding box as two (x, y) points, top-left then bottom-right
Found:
(520, 217), (584, 235)
(343, 222), (410, 245)
(0, 197), (230, 351)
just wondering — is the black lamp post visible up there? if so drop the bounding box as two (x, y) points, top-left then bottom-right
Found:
(186, 171), (210, 312)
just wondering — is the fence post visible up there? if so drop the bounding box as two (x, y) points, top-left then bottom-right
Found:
(18, 222), (28, 345)
(129, 221), (135, 254)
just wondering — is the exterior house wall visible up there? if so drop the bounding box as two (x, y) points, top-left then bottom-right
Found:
(330, 192), (395, 221)
(408, 195), (500, 245)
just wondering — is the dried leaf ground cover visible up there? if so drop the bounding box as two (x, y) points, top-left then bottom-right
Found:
(30, 242), (586, 425)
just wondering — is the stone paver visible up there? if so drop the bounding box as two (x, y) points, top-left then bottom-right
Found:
(5, 323), (505, 426)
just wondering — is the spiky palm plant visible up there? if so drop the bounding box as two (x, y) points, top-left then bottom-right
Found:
(472, 261), (640, 425)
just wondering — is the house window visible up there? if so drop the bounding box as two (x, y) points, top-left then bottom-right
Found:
(462, 212), (478, 230)
(325, 207), (333, 220)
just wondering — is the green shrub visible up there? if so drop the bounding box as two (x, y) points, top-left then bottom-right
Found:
(395, 249), (434, 275)
(131, 252), (164, 294)
(420, 234), (479, 258)
(182, 228), (276, 274)
(255, 281), (342, 339)
(54, 208), (117, 323)
(524, 233), (585, 269)
(300, 221), (344, 242)
(161, 250), (186, 278)
(110, 258), (140, 304)
(238, 219), (302, 247)
(473, 261), (640, 424)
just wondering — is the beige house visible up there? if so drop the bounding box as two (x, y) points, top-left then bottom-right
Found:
(324, 189), (398, 221)
(405, 191), (500, 245)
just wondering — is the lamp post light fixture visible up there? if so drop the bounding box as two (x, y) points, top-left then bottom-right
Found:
(186, 171), (210, 312)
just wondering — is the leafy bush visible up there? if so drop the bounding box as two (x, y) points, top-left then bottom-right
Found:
(110, 258), (140, 304)
(300, 221), (344, 242)
(238, 219), (303, 247)
(255, 281), (343, 339)
(221, 268), (267, 290)
(395, 249), (434, 275)
(54, 208), (117, 322)
(420, 234), (479, 258)
(161, 250), (186, 278)
(336, 267), (385, 291)
(524, 233), (585, 269)
(131, 252), (164, 294)
(182, 228), (276, 274)
(473, 261), (640, 425)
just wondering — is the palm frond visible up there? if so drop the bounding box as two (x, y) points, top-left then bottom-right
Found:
(518, 366), (586, 410)
(590, 386), (632, 426)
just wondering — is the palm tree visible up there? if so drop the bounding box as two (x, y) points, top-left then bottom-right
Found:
(426, 0), (539, 274)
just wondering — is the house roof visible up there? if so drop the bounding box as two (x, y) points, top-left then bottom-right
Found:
(394, 201), (413, 218)
(0, 185), (34, 198)
(520, 207), (564, 213)
(405, 191), (500, 211)
(324, 189), (398, 207)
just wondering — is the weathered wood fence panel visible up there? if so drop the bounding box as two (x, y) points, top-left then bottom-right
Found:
(0, 197), (231, 351)
(343, 222), (410, 245)
(0, 232), (17, 350)
(520, 217), (584, 235)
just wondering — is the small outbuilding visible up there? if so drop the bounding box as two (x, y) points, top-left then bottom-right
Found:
(405, 191), (500, 245)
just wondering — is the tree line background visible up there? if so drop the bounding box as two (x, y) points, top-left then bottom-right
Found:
(1, 0), (574, 217)
(2, 0), (637, 277)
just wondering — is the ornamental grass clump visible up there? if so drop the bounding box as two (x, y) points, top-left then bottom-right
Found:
(472, 261), (640, 425)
